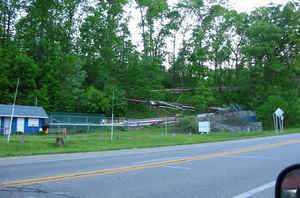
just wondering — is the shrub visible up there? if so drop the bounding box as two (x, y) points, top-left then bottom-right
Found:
(173, 116), (198, 134)
(75, 129), (87, 134)
(39, 130), (48, 135)
(15, 131), (24, 135)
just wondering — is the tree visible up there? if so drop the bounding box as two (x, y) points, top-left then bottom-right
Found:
(82, 87), (108, 113)
(56, 55), (86, 112)
(136, 0), (168, 59)
(0, 0), (298, 124)
(0, 45), (39, 105)
(241, 3), (300, 127)
(79, 0), (128, 88)
(256, 87), (300, 128)
(193, 79), (216, 111)
(82, 86), (127, 115)
(0, 0), (21, 45)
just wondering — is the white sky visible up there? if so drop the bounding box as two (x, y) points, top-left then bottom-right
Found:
(229, 0), (290, 13)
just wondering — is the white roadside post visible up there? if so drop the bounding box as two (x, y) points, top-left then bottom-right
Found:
(7, 78), (20, 143)
(273, 113), (276, 133)
(165, 116), (168, 136)
(110, 91), (115, 141)
(280, 116), (284, 133)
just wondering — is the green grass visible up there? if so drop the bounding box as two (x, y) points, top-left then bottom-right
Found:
(0, 127), (299, 157)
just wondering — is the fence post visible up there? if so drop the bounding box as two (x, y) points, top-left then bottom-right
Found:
(165, 116), (168, 136)
(127, 118), (130, 131)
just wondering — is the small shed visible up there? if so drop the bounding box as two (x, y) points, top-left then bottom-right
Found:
(0, 104), (48, 134)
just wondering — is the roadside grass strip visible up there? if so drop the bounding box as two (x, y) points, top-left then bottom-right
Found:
(1, 127), (299, 157)
(1, 138), (300, 188)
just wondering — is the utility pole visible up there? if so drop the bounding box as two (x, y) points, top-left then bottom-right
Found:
(7, 78), (20, 143)
(110, 91), (115, 141)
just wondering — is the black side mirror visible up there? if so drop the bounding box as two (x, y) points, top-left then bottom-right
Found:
(275, 164), (300, 198)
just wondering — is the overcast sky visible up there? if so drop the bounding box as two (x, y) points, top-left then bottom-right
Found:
(229, 0), (289, 12)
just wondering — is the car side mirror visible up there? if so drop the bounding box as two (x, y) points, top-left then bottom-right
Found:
(275, 164), (300, 198)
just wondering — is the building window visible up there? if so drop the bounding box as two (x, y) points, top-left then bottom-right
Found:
(28, 118), (39, 127)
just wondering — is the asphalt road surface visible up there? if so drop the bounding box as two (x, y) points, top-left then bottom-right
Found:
(1, 133), (300, 198)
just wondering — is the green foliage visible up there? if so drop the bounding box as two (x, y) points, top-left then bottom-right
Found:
(173, 116), (198, 134)
(0, 0), (298, 126)
(137, 0), (168, 19)
(256, 87), (300, 128)
(82, 86), (127, 116)
(103, 85), (128, 116)
(15, 132), (24, 135)
(124, 57), (165, 100)
(82, 87), (108, 113)
(175, 79), (216, 112)
(0, 46), (39, 105)
(193, 79), (216, 111)
(57, 55), (86, 112)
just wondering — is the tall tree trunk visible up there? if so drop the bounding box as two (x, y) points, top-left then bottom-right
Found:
(173, 32), (176, 65)
(149, 22), (153, 58)
(6, 9), (11, 43)
(139, 7), (147, 56)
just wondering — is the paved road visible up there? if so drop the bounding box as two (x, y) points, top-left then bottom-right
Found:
(1, 133), (300, 198)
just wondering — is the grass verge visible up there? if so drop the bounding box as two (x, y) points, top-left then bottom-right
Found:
(0, 127), (299, 157)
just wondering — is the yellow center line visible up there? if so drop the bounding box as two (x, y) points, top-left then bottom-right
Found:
(1, 139), (300, 188)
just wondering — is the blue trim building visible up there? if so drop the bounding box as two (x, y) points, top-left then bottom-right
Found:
(0, 104), (48, 135)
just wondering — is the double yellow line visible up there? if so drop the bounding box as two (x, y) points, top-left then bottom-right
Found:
(1, 139), (300, 188)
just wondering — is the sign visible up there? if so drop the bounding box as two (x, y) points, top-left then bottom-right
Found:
(198, 121), (210, 134)
(273, 108), (284, 133)
(274, 108), (284, 117)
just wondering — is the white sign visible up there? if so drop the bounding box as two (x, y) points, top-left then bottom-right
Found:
(198, 121), (210, 134)
(273, 108), (284, 133)
(274, 108), (284, 117)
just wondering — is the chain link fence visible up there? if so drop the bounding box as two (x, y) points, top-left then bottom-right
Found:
(48, 115), (178, 134)
(197, 111), (262, 132)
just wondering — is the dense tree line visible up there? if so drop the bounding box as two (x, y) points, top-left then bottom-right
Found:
(0, 0), (299, 127)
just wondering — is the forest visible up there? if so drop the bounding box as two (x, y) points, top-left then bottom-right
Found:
(0, 0), (299, 128)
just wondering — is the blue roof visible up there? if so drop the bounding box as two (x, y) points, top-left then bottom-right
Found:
(0, 104), (48, 118)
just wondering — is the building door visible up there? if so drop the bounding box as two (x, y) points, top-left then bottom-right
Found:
(4, 118), (10, 135)
(17, 118), (24, 133)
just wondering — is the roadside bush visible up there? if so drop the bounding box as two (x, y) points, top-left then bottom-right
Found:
(173, 116), (198, 134)
(75, 129), (87, 134)
(15, 131), (24, 135)
(119, 127), (127, 131)
(39, 131), (48, 135)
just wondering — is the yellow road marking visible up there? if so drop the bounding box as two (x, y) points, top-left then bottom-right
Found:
(1, 139), (300, 188)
